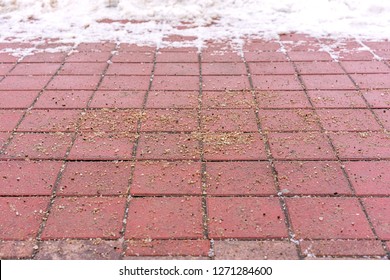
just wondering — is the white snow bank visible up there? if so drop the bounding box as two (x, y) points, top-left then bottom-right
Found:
(0, 0), (390, 49)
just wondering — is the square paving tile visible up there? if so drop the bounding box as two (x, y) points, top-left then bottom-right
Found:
(1, 43), (33, 49)
(35, 239), (122, 260)
(286, 197), (374, 239)
(203, 90), (254, 109)
(268, 132), (336, 160)
(146, 91), (199, 109)
(107, 62), (153, 76)
(136, 133), (200, 160)
(99, 76), (150, 91)
(202, 51), (243, 63)
(58, 162), (132, 196)
(201, 109), (258, 132)
(214, 240), (299, 260)
(21, 52), (67, 63)
(154, 63), (199, 76)
(207, 197), (288, 239)
(374, 50), (390, 60)
(125, 197), (204, 239)
(0, 76), (51, 90)
(202, 75), (250, 91)
(34, 90), (93, 109)
(203, 132), (267, 161)
(252, 75), (303, 90)
(363, 90), (390, 108)
(160, 47), (198, 53)
(295, 61), (344, 74)
(362, 198), (390, 240)
(17, 109), (81, 132)
(0, 53), (18, 63)
(79, 109), (140, 133)
(206, 161), (276, 195)
(66, 51), (112, 62)
(10, 63), (60, 76)
(126, 239), (210, 257)
(288, 51), (332, 61)
(163, 33), (197, 44)
(301, 75), (356, 90)
(248, 62), (296, 75)
(244, 52), (287, 62)
(111, 52), (154, 63)
(141, 109), (198, 132)
(106, 63), (153, 76)
(0, 240), (35, 259)
(258, 109), (320, 131)
(300, 240), (386, 257)
(47, 75), (101, 90)
(68, 133), (135, 160)
(118, 43), (155, 52)
(307, 90), (367, 108)
(163, 35), (201, 43)
(363, 41), (390, 50)
(3, 132), (73, 160)
(344, 161), (390, 196)
(152, 76), (199, 91)
(275, 161), (351, 195)
(90, 90), (145, 109)
(341, 61), (390, 74)
(76, 42), (116, 52)
(317, 109), (381, 131)
(0, 110), (24, 131)
(352, 74), (390, 89)
(243, 41), (281, 52)
(255, 90), (311, 108)
(0, 197), (49, 240)
(60, 62), (107, 75)
(202, 63), (247, 75)
(329, 132), (390, 160)
(42, 196), (126, 239)
(0, 161), (62, 196)
(338, 51), (374, 61)
(156, 52), (198, 63)
(0, 91), (38, 109)
(131, 161), (202, 196)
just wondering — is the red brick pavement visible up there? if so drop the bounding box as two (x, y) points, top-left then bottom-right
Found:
(1, 35), (390, 260)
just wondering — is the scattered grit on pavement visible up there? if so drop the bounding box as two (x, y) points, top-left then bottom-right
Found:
(1, 34), (390, 260)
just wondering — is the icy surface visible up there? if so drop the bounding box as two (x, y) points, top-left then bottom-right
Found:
(0, 0), (390, 48)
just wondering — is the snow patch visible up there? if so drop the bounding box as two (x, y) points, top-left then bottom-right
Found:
(1, 1), (390, 52)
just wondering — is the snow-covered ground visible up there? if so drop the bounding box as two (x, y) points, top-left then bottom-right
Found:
(0, 0), (389, 49)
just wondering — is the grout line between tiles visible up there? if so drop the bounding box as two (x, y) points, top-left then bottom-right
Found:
(118, 46), (159, 259)
(242, 45), (304, 260)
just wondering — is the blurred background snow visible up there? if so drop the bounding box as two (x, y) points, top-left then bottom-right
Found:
(0, 0), (389, 48)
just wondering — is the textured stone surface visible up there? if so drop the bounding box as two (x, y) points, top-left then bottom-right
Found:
(1, 37), (390, 260)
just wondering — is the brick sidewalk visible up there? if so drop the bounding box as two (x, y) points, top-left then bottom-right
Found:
(0, 34), (390, 260)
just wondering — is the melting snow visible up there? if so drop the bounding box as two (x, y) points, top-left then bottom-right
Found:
(0, 1), (389, 52)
